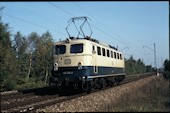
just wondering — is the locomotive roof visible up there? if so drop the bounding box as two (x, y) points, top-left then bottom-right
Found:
(55, 37), (118, 51)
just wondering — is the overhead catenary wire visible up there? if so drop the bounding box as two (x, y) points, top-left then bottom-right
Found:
(3, 13), (67, 36)
(15, 4), (64, 28)
(90, 24), (125, 45)
(72, 2), (130, 47)
(49, 2), (126, 46)
(72, 2), (150, 56)
(48, 2), (76, 17)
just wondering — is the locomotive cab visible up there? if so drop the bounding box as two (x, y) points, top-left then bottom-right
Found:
(50, 38), (94, 90)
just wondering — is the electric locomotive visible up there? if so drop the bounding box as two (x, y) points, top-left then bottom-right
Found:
(49, 17), (126, 92)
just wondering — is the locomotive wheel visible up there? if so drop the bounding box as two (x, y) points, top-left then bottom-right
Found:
(87, 80), (97, 93)
(82, 81), (88, 92)
(94, 78), (101, 89)
(73, 82), (79, 90)
(56, 82), (62, 90)
(92, 79), (98, 90)
(120, 75), (125, 81)
(82, 81), (92, 93)
(114, 76), (120, 86)
(49, 82), (55, 87)
(98, 78), (106, 90)
(107, 77), (115, 86)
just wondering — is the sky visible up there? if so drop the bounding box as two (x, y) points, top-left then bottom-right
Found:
(1, 1), (169, 68)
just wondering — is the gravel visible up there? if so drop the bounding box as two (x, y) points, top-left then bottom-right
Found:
(37, 75), (158, 112)
(0, 90), (18, 95)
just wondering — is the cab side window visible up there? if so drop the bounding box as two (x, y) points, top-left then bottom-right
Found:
(111, 51), (113, 58)
(117, 53), (119, 59)
(120, 54), (122, 60)
(114, 52), (116, 59)
(102, 48), (106, 56)
(107, 49), (110, 57)
(97, 46), (101, 55)
(92, 45), (95, 51)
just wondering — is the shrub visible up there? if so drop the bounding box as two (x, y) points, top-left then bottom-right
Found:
(163, 71), (170, 80)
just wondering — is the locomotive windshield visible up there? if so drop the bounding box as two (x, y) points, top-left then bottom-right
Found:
(55, 45), (66, 55)
(70, 44), (83, 53)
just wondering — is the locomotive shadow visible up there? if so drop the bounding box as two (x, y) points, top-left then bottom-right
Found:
(20, 86), (82, 96)
(57, 86), (83, 96)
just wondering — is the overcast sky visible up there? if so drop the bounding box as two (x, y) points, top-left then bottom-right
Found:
(1, 1), (169, 68)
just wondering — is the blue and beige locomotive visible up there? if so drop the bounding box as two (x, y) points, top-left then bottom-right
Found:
(49, 17), (126, 92)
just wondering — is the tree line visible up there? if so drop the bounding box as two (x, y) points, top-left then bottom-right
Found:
(0, 20), (168, 92)
(1, 21), (53, 91)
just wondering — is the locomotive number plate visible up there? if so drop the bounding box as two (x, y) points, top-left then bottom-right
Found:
(63, 71), (73, 75)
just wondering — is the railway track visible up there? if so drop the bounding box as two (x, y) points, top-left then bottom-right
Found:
(0, 72), (156, 112)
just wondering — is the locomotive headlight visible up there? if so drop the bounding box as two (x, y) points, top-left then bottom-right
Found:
(54, 63), (58, 67)
(54, 62), (58, 71)
(54, 66), (58, 71)
(78, 62), (82, 70)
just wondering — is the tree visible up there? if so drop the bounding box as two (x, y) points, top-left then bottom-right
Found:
(163, 59), (170, 79)
(14, 32), (28, 70)
(125, 55), (136, 75)
(0, 22), (18, 91)
(33, 31), (53, 84)
(13, 31), (29, 85)
(136, 59), (145, 73)
(163, 59), (170, 71)
(125, 55), (148, 75)
(26, 32), (40, 80)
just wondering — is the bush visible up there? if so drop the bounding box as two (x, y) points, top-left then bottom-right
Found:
(163, 71), (170, 80)
(2, 79), (18, 91)
(16, 77), (45, 90)
(102, 77), (169, 112)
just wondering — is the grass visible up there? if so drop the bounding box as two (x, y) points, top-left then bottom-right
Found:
(100, 76), (170, 112)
